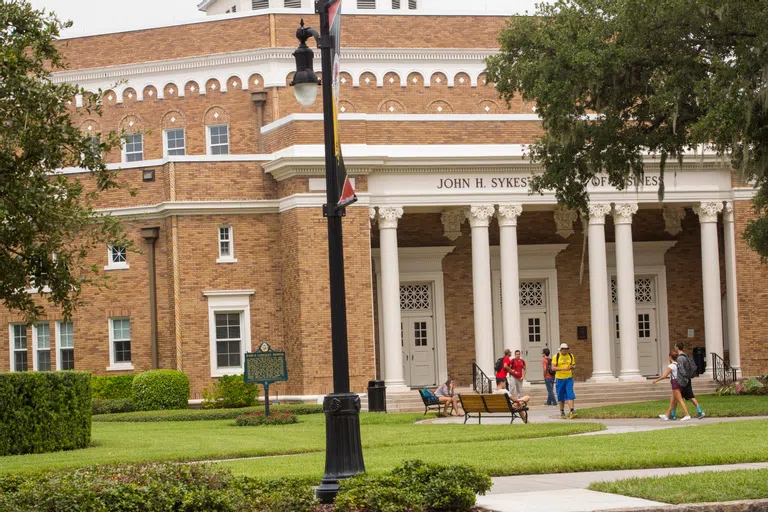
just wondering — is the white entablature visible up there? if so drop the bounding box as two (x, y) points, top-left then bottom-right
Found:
(199, 0), (516, 16)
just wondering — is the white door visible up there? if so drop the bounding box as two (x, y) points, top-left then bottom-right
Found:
(637, 308), (658, 375)
(520, 312), (547, 381)
(611, 277), (661, 377)
(401, 316), (436, 387)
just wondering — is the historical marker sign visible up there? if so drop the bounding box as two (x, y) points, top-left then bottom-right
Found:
(244, 342), (287, 415)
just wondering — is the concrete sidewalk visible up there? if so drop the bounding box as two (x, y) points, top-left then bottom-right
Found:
(476, 462), (768, 512)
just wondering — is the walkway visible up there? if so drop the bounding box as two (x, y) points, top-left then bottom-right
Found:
(478, 462), (768, 512)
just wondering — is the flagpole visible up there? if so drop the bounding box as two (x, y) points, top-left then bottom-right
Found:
(315, 0), (365, 503)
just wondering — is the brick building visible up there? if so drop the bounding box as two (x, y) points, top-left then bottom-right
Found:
(2, 0), (765, 399)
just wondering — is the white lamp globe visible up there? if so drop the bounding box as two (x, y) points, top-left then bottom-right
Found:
(294, 82), (319, 107)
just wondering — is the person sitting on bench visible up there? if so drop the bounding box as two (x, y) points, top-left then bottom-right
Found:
(493, 387), (531, 409)
(435, 377), (462, 416)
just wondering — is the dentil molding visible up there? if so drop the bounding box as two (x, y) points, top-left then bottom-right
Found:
(694, 201), (723, 223)
(466, 205), (496, 228)
(587, 203), (613, 225)
(612, 203), (638, 225)
(377, 206), (404, 229)
(497, 204), (523, 227)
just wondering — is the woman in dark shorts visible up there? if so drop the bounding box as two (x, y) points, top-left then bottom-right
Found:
(653, 352), (691, 421)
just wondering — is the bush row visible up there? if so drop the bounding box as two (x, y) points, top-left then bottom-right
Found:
(93, 403), (323, 422)
(717, 375), (768, 396)
(0, 371), (91, 456)
(202, 374), (259, 409)
(91, 374), (134, 399)
(91, 398), (136, 415)
(236, 411), (298, 426)
(90, 370), (189, 413)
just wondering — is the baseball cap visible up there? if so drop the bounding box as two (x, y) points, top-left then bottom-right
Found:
(559, 343), (569, 350)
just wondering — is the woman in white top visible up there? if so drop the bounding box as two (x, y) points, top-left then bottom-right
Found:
(653, 351), (691, 421)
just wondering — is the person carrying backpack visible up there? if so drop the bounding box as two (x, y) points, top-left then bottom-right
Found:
(542, 348), (557, 406)
(675, 342), (706, 419)
(494, 349), (513, 391)
(552, 343), (578, 419)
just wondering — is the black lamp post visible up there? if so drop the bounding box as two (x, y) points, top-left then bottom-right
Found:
(289, 2), (365, 504)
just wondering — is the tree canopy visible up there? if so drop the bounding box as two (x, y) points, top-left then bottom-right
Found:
(485, 0), (768, 258)
(0, 0), (128, 321)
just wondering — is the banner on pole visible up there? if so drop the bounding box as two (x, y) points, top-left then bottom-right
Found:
(328, 0), (357, 210)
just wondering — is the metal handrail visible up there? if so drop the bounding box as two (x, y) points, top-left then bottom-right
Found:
(472, 363), (494, 394)
(712, 352), (737, 387)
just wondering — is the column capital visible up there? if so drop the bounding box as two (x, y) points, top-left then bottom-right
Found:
(723, 201), (734, 223)
(694, 201), (723, 223)
(377, 206), (404, 229)
(612, 203), (638, 225)
(588, 203), (612, 225)
(497, 204), (523, 227)
(467, 205), (495, 228)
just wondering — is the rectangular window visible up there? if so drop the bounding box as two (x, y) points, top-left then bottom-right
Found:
(207, 125), (229, 155)
(164, 128), (185, 156)
(123, 134), (143, 162)
(35, 323), (51, 371)
(215, 313), (242, 368)
(57, 321), (74, 370)
(110, 318), (132, 365)
(217, 226), (236, 262)
(11, 324), (28, 372)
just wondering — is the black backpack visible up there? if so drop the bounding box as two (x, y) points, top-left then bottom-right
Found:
(494, 357), (504, 373)
(546, 357), (556, 377)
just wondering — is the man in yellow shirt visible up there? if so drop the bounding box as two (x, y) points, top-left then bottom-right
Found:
(551, 343), (577, 419)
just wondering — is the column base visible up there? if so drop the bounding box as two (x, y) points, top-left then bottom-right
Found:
(384, 380), (410, 393)
(618, 371), (646, 382)
(587, 372), (619, 383)
(734, 367), (743, 379)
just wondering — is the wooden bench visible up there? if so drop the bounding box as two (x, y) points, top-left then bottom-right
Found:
(418, 388), (454, 416)
(458, 393), (529, 424)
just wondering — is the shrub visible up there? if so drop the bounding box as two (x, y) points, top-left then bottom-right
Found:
(202, 374), (259, 409)
(335, 460), (492, 512)
(93, 403), (323, 422)
(132, 370), (189, 411)
(0, 371), (91, 456)
(92, 398), (135, 415)
(717, 375), (768, 396)
(236, 411), (297, 426)
(91, 374), (135, 399)
(0, 463), (317, 512)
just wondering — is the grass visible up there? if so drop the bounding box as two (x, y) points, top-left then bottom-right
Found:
(92, 404), (323, 422)
(215, 419), (768, 481)
(578, 394), (768, 419)
(0, 413), (601, 475)
(589, 468), (768, 504)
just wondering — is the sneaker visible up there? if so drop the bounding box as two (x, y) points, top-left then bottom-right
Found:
(680, 415), (691, 422)
(560, 413), (567, 419)
(568, 411), (578, 419)
(696, 412), (706, 419)
(659, 414), (669, 421)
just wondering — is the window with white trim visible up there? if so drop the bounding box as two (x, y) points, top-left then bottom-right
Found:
(109, 318), (132, 369)
(207, 124), (229, 155)
(205, 291), (253, 377)
(217, 226), (236, 263)
(123, 133), (143, 162)
(106, 246), (129, 270)
(10, 324), (28, 372)
(57, 321), (74, 370)
(164, 128), (185, 156)
(34, 323), (51, 371)
(215, 313), (242, 369)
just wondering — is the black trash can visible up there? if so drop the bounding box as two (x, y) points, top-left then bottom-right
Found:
(692, 347), (707, 375)
(367, 380), (386, 413)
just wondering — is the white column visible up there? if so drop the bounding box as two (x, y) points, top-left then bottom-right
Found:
(694, 201), (725, 368)
(613, 203), (643, 381)
(587, 203), (617, 382)
(468, 205), (496, 377)
(723, 202), (741, 376)
(377, 206), (409, 391)
(498, 204), (523, 355)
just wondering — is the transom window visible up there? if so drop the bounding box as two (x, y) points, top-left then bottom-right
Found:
(110, 318), (132, 365)
(57, 321), (74, 370)
(124, 134), (143, 162)
(35, 323), (51, 371)
(215, 313), (242, 368)
(164, 128), (185, 156)
(520, 281), (544, 308)
(11, 324), (28, 372)
(611, 278), (655, 304)
(413, 321), (427, 347)
(208, 125), (229, 155)
(400, 284), (431, 311)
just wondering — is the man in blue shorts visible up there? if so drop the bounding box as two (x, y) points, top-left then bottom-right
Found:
(551, 343), (577, 419)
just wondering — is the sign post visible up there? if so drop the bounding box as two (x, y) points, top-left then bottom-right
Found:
(244, 342), (288, 416)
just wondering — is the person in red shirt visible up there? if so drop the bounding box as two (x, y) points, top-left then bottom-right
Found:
(495, 349), (513, 391)
(509, 350), (527, 399)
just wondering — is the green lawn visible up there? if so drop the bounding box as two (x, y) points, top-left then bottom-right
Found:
(0, 413), (601, 475)
(216, 419), (768, 481)
(589, 468), (768, 504)
(578, 394), (768, 419)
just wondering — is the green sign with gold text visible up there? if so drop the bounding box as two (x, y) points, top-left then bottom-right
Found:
(244, 342), (288, 384)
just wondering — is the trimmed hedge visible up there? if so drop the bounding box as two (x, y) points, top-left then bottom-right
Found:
(132, 370), (189, 411)
(236, 411), (298, 426)
(91, 374), (134, 399)
(202, 374), (259, 409)
(93, 404), (323, 422)
(0, 371), (91, 456)
(0, 463), (317, 512)
(92, 398), (136, 415)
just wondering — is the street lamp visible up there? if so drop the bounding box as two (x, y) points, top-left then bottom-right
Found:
(290, 3), (365, 504)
